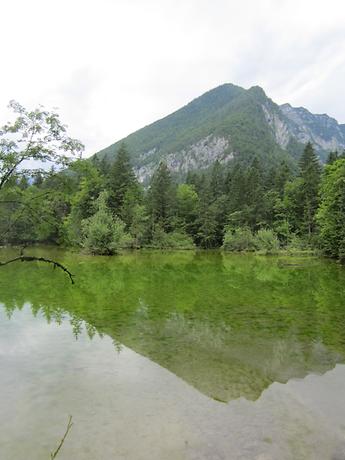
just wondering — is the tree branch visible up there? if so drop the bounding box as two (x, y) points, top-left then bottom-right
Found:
(0, 129), (34, 190)
(0, 255), (75, 284)
(0, 192), (55, 242)
(50, 415), (73, 459)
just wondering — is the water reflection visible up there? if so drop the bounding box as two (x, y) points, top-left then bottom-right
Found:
(1, 247), (345, 402)
(1, 304), (345, 460)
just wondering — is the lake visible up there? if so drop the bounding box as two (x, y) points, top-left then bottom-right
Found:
(1, 247), (345, 459)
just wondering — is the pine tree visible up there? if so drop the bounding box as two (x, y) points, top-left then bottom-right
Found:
(196, 182), (218, 248)
(317, 158), (345, 262)
(244, 157), (265, 229)
(186, 171), (205, 194)
(107, 143), (139, 215)
(210, 160), (224, 199)
(226, 163), (246, 212)
(326, 150), (339, 165)
(299, 142), (321, 237)
(274, 161), (291, 197)
(176, 183), (198, 236)
(147, 162), (176, 232)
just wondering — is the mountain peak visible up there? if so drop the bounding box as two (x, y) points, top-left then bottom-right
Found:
(95, 83), (345, 182)
(248, 85), (266, 97)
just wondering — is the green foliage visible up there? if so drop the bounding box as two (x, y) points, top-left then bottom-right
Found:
(176, 183), (198, 219)
(0, 100), (82, 190)
(147, 162), (176, 232)
(284, 178), (304, 234)
(222, 227), (256, 252)
(62, 160), (105, 246)
(210, 161), (225, 199)
(0, 100), (83, 246)
(129, 204), (149, 248)
(298, 142), (321, 236)
(317, 159), (345, 261)
(106, 143), (141, 219)
(81, 192), (130, 255)
(150, 225), (195, 249)
(254, 229), (280, 254)
(176, 183), (199, 239)
(196, 190), (219, 248)
(285, 234), (310, 253)
(0, 101), (343, 262)
(223, 227), (279, 254)
(243, 157), (266, 229)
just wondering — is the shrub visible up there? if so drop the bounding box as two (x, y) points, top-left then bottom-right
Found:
(222, 227), (256, 252)
(165, 231), (195, 249)
(81, 192), (130, 255)
(151, 225), (195, 249)
(253, 229), (280, 254)
(285, 234), (310, 252)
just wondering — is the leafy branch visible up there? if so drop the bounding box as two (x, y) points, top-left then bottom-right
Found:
(0, 100), (83, 283)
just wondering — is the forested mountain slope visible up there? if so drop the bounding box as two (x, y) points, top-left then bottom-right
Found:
(95, 83), (345, 182)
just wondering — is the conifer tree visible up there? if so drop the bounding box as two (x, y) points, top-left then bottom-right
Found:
(147, 162), (176, 232)
(176, 183), (198, 236)
(244, 157), (265, 229)
(107, 143), (139, 216)
(317, 158), (345, 262)
(196, 182), (218, 248)
(299, 142), (321, 236)
(274, 161), (291, 197)
(326, 150), (339, 165)
(210, 160), (225, 199)
(226, 163), (246, 212)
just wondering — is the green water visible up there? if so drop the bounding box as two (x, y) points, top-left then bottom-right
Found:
(2, 247), (345, 459)
(2, 247), (345, 401)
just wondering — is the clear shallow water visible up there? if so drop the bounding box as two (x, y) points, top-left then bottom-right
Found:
(1, 248), (345, 459)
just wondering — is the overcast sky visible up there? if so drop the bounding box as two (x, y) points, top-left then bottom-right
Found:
(1, 0), (345, 157)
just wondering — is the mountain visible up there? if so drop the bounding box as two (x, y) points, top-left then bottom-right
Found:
(95, 83), (345, 182)
(280, 103), (345, 153)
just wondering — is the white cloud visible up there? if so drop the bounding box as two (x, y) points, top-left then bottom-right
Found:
(1, 0), (344, 157)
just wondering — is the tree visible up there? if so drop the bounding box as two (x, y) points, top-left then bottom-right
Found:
(176, 183), (198, 236)
(81, 191), (130, 255)
(0, 100), (83, 191)
(210, 160), (225, 199)
(317, 158), (345, 262)
(298, 142), (321, 237)
(195, 182), (218, 248)
(284, 177), (304, 234)
(0, 100), (83, 282)
(225, 163), (246, 213)
(326, 150), (339, 165)
(274, 160), (292, 197)
(106, 143), (140, 217)
(129, 204), (148, 248)
(244, 157), (265, 229)
(147, 162), (176, 233)
(63, 160), (104, 246)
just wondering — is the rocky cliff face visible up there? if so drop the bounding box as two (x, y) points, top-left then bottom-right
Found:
(95, 84), (345, 182)
(134, 136), (233, 182)
(261, 103), (291, 148)
(280, 103), (345, 156)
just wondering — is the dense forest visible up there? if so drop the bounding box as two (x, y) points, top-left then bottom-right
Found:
(1, 102), (345, 262)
